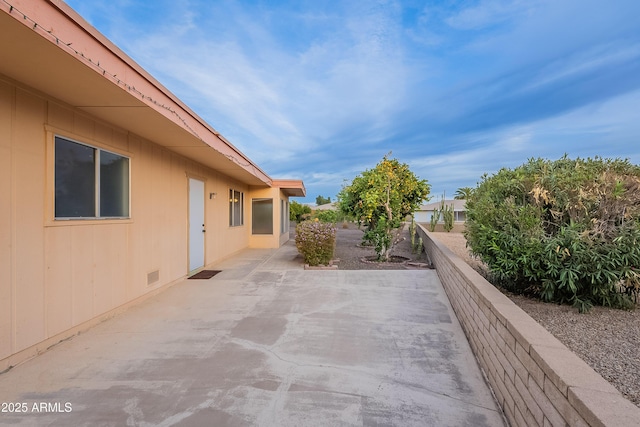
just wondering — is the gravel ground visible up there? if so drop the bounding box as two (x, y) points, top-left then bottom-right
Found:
(331, 222), (431, 270)
(427, 231), (640, 408)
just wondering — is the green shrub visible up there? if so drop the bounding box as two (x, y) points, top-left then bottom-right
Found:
(363, 217), (392, 260)
(290, 201), (311, 222)
(314, 209), (338, 223)
(295, 220), (337, 266)
(465, 156), (640, 311)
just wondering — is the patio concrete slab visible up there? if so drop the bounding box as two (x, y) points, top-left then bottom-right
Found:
(0, 242), (505, 426)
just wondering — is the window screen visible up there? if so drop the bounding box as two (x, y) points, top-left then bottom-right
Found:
(280, 199), (289, 234)
(229, 189), (244, 226)
(100, 150), (130, 217)
(252, 198), (273, 235)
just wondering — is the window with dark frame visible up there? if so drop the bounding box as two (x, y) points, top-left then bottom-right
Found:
(54, 136), (130, 219)
(229, 189), (244, 227)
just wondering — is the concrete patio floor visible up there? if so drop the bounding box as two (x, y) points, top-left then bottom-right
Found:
(0, 241), (505, 426)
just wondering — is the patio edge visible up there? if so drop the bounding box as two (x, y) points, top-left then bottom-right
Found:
(417, 224), (640, 427)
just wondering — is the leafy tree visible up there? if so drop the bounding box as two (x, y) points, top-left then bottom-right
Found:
(338, 155), (430, 260)
(315, 195), (331, 205)
(290, 200), (311, 222)
(454, 187), (473, 200)
(465, 156), (640, 312)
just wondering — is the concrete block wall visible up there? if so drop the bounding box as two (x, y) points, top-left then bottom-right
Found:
(416, 224), (640, 427)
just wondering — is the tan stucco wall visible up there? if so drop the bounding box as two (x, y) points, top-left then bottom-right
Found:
(0, 78), (272, 369)
(247, 187), (291, 249)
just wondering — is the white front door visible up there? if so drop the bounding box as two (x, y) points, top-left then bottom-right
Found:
(188, 178), (205, 272)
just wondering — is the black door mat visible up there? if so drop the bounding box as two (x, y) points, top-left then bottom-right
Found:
(188, 270), (221, 279)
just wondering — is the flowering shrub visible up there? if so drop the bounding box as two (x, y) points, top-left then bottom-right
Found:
(295, 220), (337, 266)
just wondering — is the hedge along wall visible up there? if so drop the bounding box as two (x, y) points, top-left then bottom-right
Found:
(416, 224), (640, 427)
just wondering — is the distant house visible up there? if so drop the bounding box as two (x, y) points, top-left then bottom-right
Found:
(414, 199), (467, 223)
(0, 1), (304, 369)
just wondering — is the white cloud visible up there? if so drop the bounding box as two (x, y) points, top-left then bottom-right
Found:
(118, 0), (412, 167)
(520, 43), (640, 94)
(63, 0), (640, 203)
(413, 88), (640, 197)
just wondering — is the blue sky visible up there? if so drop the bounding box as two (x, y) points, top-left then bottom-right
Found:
(65, 0), (640, 204)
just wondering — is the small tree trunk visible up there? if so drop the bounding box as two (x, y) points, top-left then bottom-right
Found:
(382, 233), (391, 261)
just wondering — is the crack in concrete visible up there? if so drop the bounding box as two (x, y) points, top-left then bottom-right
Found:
(228, 336), (500, 415)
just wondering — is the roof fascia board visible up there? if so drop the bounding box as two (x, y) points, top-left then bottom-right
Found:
(17, 0), (272, 185)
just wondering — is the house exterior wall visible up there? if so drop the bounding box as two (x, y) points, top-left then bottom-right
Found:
(414, 210), (466, 223)
(413, 211), (431, 223)
(415, 199), (466, 224)
(247, 187), (292, 249)
(0, 78), (261, 369)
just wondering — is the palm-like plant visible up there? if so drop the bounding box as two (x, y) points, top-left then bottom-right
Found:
(454, 187), (473, 200)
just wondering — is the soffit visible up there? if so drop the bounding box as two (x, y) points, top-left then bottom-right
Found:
(272, 180), (307, 197)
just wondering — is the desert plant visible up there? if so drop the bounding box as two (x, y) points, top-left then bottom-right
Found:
(441, 199), (455, 232)
(429, 206), (439, 232)
(295, 220), (337, 266)
(465, 155), (640, 311)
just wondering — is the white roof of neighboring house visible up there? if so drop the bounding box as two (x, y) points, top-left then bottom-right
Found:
(419, 199), (467, 211)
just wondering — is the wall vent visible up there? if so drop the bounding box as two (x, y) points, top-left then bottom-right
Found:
(147, 270), (160, 285)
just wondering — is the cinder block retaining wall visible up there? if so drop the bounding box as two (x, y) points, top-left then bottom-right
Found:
(416, 224), (640, 427)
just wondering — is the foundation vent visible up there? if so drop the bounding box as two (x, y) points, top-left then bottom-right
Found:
(147, 269), (160, 285)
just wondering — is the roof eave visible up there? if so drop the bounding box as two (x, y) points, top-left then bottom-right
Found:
(272, 179), (306, 197)
(1, 0), (272, 187)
